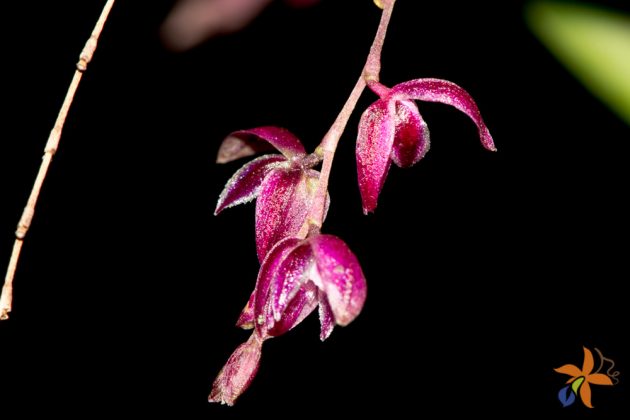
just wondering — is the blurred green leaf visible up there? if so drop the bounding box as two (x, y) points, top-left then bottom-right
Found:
(526, 1), (630, 125)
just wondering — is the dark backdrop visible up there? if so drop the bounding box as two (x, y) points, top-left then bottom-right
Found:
(1, 0), (627, 417)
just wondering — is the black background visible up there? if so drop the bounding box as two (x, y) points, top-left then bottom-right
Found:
(1, 0), (627, 417)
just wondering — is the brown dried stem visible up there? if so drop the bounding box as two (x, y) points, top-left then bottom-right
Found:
(0, 0), (116, 320)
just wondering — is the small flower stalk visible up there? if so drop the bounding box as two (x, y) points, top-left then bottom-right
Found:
(210, 0), (495, 405)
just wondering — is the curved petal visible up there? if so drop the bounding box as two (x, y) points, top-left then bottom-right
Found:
(391, 79), (496, 152)
(579, 380), (593, 408)
(390, 99), (430, 168)
(255, 169), (320, 262)
(268, 281), (318, 337)
(217, 127), (306, 163)
(270, 243), (314, 321)
(558, 385), (576, 407)
(356, 99), (396, 214)
(208, 332), (263, 406)
(310, 235), (367, 326)
(215, 155), (286, 215)
(582, 347), (594, 375)
(318, 293), (335, 341)
(253, 237), (301, 337)
(587, 373), (613, 386)
(554, 364), (582, 378)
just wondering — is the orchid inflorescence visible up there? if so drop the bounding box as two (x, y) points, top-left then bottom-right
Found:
(209, 0), (496, 405)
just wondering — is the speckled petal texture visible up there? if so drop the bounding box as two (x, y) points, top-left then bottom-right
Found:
(253, 238), (301, 337)
(255, 169), (320, 262)
(391, 99), (430, 168)
(269, 282), (318, 337)
(208, 333), (262, 406)
(217, 126), (306, 163)
(318, 294), (335, 341)
(392, 79), (496, 151)
(271, 243), (314, 321)
(215, 155), (286, 215)
(310, 235), (367, 326)
(356, 99), (396, 214)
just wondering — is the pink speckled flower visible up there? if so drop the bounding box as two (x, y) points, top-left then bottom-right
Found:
(215, 127), (324, 262)
(209, 233), (366, 405)
(356, 78), (496, 213)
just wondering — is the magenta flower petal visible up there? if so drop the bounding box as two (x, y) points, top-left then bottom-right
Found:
(356, 99), (396, 214)
(217, 126), (306, 163)
(255, 169), (320, 262)
(391, 79), (496, 151)
(318, 294), (335, 341)
(208, 332), (263, 406)
(310, 235), (367, 326)
(270, 243), (314, 321)
(390, 99), (430, 168)
(253, 237), (301, 337)
(215, 155), (286, 215)
(236, 292), (255, 329)
(268, 281), (318, 337)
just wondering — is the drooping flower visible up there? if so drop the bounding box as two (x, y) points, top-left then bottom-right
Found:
(215, 127), (325, 262)
(161, 0), (320, 51)
(356, 78), (496, 213)
(209, 233), (366, 405)
(554, 347), (614, 408)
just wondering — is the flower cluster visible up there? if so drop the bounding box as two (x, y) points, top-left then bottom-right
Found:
(209, 0), (495, 405)
(210, 129), (366, 405)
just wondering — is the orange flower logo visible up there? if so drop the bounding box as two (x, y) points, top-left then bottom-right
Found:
(554, 347), (619, 408)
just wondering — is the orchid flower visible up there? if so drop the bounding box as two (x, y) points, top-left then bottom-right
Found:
(357, 79), (496, 213)
(209, 234), (367, 405)
(215, 127), (326, 262)
(162, 0), (320, 51)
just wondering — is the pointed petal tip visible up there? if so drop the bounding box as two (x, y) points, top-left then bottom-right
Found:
(481, 130), (497, 152)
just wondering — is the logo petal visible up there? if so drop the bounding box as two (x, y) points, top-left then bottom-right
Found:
(217, 126), (306, 163)
(391, 78), (496, 152)
(554, 363), (582, 378)
(579, 380), (593, 408)
(587, 373), (614, 386)
(356, 99), (396, 214)
(582, 346), (594, 375)
(558, 385), (576, 407)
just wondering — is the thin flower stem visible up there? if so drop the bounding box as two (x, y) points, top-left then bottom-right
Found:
(303, 0), (396, 234)
(0, 0), (116, 321)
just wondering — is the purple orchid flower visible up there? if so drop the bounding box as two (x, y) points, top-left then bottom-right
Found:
(356, 78), (496, 213)
(209, 233), (367, 405)
(215, 127), (326, 262)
